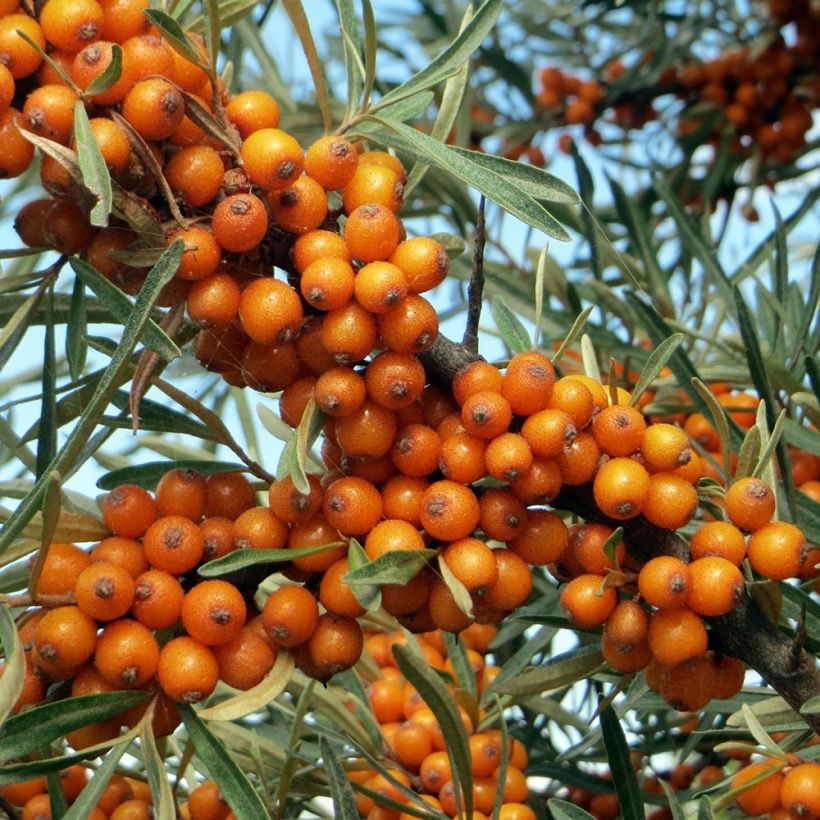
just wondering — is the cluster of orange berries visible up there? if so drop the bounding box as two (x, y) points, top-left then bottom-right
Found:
(0, 768), (156, 820)
(730, 757), (820, 818)
(348, 626), (535, 820)
(3, 0), (450, 397)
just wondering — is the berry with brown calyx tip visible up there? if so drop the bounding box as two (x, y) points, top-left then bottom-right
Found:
(212, 193), (269, 253)
(157, 636), (219, 703)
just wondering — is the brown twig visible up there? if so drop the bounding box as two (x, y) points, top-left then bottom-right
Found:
(462, 195), (486, 353)
(0, 592), (76, 608)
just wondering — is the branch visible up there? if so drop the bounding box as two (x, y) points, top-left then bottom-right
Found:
(422, 332), (820, 735)
(462, 195), (486, 353)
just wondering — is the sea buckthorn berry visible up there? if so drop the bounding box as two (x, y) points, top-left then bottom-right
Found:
(14, 198), (52, 248)
(560, 574), (618, 628)
(690, 520), (747, 565)
(71, 40), (134, 104)
(84, 117), (131, 173)
(122, 78), (184, 141)
(262, 586), (319, 647)
(557, 431), (600, 486)
(43, 199), (97, 256)
(226, 90), (280, 138)
(238, 277), (303, 345)
(314, 366), (366, 417)
(717, 391), (758, 429)
(240, 339), (300, 392)
(40, 0), (104, 52)
(570, 522), (625, 574)
(482, 549), (533, 610)
(521, 408), (576, 459)
(33, 605), (97, 678)
(461, 390), (512, 440)
(287, 514), (347, 572)
(280, 375), (318, 427)
(323, 476), (383, 536)
(319, 557), (366, 618)
(335, 399), (398, 458)
(94, 618), (159, 688)
(501, 350), (555, 416)
(0, 109), (34, 179)
(478, 487), (528, 542)
(392, 720), (434, 770)
(642, 473), (699, 529)
(342, 162), (403, 213)
(0, 776), (48, 807)
(382, 567), (432, 616)
(389, 236), (449, 294)
(165, 145), (224, 208)
(391, 423), (441, 477)
(428, 577), (474, 633)
(187, 781), (230, 820)
(420, 480), (480, 542)
(779, 761), (820, 819)
(109, 799), (152, 820)
(212, 193), (269, 253)
(442, 537), (499, 597)
(268, 174), (328, 234)
(98, 0), (150, 41)
(34, 542), (91, 596)
(510, 455), (562, 503)
(593, 457), (650, 520)
(131, 568), (184, 629)
(75, 561), (135, 621)
(101, 483), (157, 538)
(354, 261), (409, 313)
(683, 412), (720, 451)
(213, 627), (276, 690)
(747, 521), (807, 581)
(547, 376), (595, 429)
(592, 403), (647, 456)
(181, 580), (247, 646)
(725, 476), (776, 531)
(120, 32), (174, 83)
(382, 475), (429, 527)
(657, 654), (719, 711)
(687, 556), (744, 616)
(647, 608), (708, 666)
(509, 509), (568, 565)
(267, 475), (323, 525)
(22, 84), (78, 145)
(485, 432), (533, 482)
(157, 636), (219, 702)
(0, 15), (45, 79)
(204, 471), (256, 520)
(307, 614), (364, 678)
(452, 361), (503, 406)
(345, 203), (402, 262)
(142, 515), (205, 575)
(640, 423), (692, 472)
(300, 256), (355, 311)
(378, 294), (439, 354)
(360, 149), (407, 181)
(638, 556), (691, 610)
(292, 229), (351, 273)
(155, 467), (208, 522)
(605, 599), (649, 650)
(730, 761), (785, 815)
(304, 134), (358, 190)
(366, 351), (426, 409)
(321, 300), (379, 364)
(199, 516), (235, 561)
(241, 127), (303, 190)
(170, 225), (221, 281)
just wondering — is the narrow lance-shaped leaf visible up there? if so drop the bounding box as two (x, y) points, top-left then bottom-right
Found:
(35, 286), (57, 479)
(177, 704), (270, 820)
(335, 0), (364, 119)
(97, 460), (245, 490)
(599, 704), (645, 820)
(73, 101), (113, 226)
(0, 606), (25, 729)
(83, 43), (122, 97)
(62, 742), (130, 820)
(547, 799), (597, 820)
(320, 736), (360, 820)
(140, 708), (176, 820)
(144, 9), (208, 66)
(628, 333), (683, 407)
(0, 241), (183, 552)
(66, 276), (87, 382)
(492, 296), (531, 355)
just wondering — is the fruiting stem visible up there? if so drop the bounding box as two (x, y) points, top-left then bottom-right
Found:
(463, 195), (486, 353)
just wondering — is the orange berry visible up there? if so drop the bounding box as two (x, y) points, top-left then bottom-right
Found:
(268, 174), (328, 234)
(122, 77), (184, 140)
(75, 560), (135, 621)
(647, 608), (708, 666)
(690, 520), (747, 565)
(420, 480), (480, 542)
(204, 471), (256, 520)
(22, 84), (78, 145)
(501, 350), (555, 416)
(482, 549), (533, 610)
(34, 542), (91, 596)
(0, 15), (45, 79)
(212, 193), (269, 253)
(94, 618), (159, 688)
(521, 408), (576, 459)
(307, 614), (364, 678)
(213, 627), (276, 690)
(378, 294), (439, 354)
(747, 521), (807, 580)
(478, 487), (528, 542)
(687, 556), (744, 616)
(101, 483), (157, 538)
(508, 509), (568, 565)
(157, 636), (219, 703)
(241, 127), (303, 190)
(730, 761), (784, 815)
(560, 574), (618, 628)
(592, 457), (650, 520)
(779, 761), (820, 819)
(725, 476), (776, 531)
(262, 585), (319, 647)
(442, 537), (499, 597)
(556, 432), (600, 485)
(131, 568), (184, 630)
(638, 556), (691, 610)
(239, 278), (303, 345)
(181, 580), (247, 646)
(345, 203), (402, 262)
(305, 134), (359, 190)
(592, 404), (647, 456)
(321, 300), (379, 364)
(640, 423), (692, 472)
(226, 90), (280, 138)
(165, 145), (225, 208)
(34, 606), (98, 678)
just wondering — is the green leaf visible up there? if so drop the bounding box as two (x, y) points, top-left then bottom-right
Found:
(62, 743), (129, 820)
(69, 257), (179, 361)
(0, 606), (24, 729)
(320, 736), (360, 820)
(0, 692), (149, 764)
(73, 102), (113, 226)
(360, 0), (376, 110)
(740, 702), (785, 757)
(343, 548), (436, 586)
(697, 795), (715, 820)
(198, 650), (294, 721)
(450, 148), (579, 205)
(335, 0), (364, 120)
(691, 378), (733, 484)
(0, 241), (182, 552)
(438, 553), (473, 618)
(491, 644), (604, 697)
(551, 307), (594, 365)
(97, 460), (245, 490)
(491, 295), (531, 355)
(35, 288), (57, 479)
(581, 334), (601, 384)
(144, 9), (206, 66)
(83, 42), (122, 96)
(345, 538), (380, 611)
(198, 543), (344, 577)
(801, 695), (820, 715)
(393, 643), (473, 817)
(443, 633), (477, 698)
(752, 409), (787, 480)
(140, 710), (175, 820)
(66, 276), (87, 382)
(0, 280), (48, 373)
(47, 771), (68, 819)
(628, 333), (683, 407)
(658, 780), (687, 820)
(359, 120), (571, 241)
(599, 704), (645, 820)
(282, 0), (331, 132)
(178, 704), (270, 820)
(547, 799), (596, 819)
(533, 244), (548, 348)
(376, 0), (503, 109)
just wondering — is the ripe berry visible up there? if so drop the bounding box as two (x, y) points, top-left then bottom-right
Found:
(181, 580), (247, 646)
(212, 193), (269, 253)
